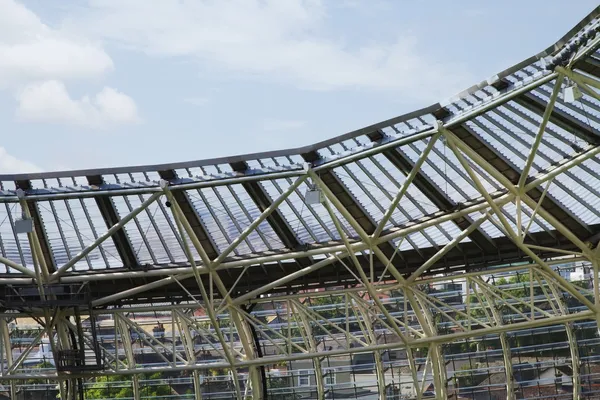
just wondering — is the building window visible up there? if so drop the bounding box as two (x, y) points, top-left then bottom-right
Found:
(298, 370), (310, 387)
(324, 368), (336, 386)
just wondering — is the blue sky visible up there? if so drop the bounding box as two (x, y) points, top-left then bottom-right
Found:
(0, 0), (598, 173)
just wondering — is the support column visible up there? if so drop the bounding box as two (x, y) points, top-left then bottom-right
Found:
(538, 270), (582, 400)
(474, 281), (515, 400)
(354, 301), (388, 400)
(230, 311), (264, 399)
(115, 314), (141, 400)
(313, 167), (449, 398)
(405, 289), (447, 400)
(175, 311), (203, 400)
(163, 183), (259, 399)
(292, 301), (325, 400)
(312, 167), (453, 398)
(18, 192), (73, 398)
(0, 319), (16, 400)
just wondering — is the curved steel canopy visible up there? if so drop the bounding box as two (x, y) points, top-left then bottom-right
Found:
(0, 8), (599, 301)
(0, 7), (600, 400)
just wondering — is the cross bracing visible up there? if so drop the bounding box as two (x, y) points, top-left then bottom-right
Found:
(1, 7), (600, 400)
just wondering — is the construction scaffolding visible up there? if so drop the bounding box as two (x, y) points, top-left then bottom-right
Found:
(1, 7), (600, 400)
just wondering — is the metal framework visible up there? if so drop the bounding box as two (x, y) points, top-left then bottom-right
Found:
(2, 8), (600, 400)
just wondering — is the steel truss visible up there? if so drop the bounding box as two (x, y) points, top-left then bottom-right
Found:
(1, 10), (600, 400)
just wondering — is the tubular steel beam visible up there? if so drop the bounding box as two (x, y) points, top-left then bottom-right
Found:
(115, 313), (141, 400)
(473, 281), (516, 400)
(292, 301), (326, 400)
(366, 130), (496, 252)
(0, 307), (596, 381)
(229, 161), (312, 267)
(450, 124), (592, 241)
(158, 169), (219, 260)
(368, 131), (497, 252)
(163, 183), (261, 399)
(52, 190), (162, 279)
(405, 288), (447, 400)
(443, 127), (594, 256)
(538, 271), (582, 400)
(15, 180), (55, 273)
(0, 319), (16, 400)
(87, 175), (139, 268)
(574, 55), (600, 79)
(372, 132), (440, 238)
(302, 151), (399, 261)
(443, 129), (596, 311)
(353, 300), (388, 400)
(518, 74), (565, 188)
(513, 90), (600, 145)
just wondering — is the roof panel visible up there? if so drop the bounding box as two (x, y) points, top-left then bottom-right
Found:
(0, 203), (33, 272)
(37, 200), (100, 271)
(0, 12), (598, 283)
(401, 138), (486, 203)
(229, 184), (286, 252)
(80, 197), (124, 269)
(262, 179), (327, 243)
(186, 189), (231, 254)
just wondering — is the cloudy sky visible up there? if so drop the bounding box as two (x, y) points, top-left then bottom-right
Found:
(0, 0), (597, 174)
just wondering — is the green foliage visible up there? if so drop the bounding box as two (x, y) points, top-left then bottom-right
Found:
(85, 373), (171, 399)
(267, 376), (301, 400)
(496, 273), (540, 300)
(18, 361), (56, 386)
(309, 295), (345, 320)
(572, 280), (590, 289)
(208, 368), (227, 377)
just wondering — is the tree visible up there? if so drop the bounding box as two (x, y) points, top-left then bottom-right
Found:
(309, 295), (345, 320)
(85, 373), (171, 399)
(85, 375), (132, 399)
(267, 376), (300, 400)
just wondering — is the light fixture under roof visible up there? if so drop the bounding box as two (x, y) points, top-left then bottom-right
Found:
(563, 81), (582, 103)
(305, 184), (323, 205)
(14, 218), (33, 234)
(14, 188), (33, 234)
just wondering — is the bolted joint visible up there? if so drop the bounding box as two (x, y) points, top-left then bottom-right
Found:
(159, 179), (170, 190)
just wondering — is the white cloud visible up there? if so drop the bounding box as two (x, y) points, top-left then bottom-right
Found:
(0, 0), (113, 88)
(0, 1), (140, 128)
(66, 0), (472, 101)
(0, 147), (41, 173)
(16, 80), (141, 128)
(262, 119), (305, 132)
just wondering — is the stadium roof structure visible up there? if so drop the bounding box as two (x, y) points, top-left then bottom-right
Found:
(1, 6), (600, 400)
